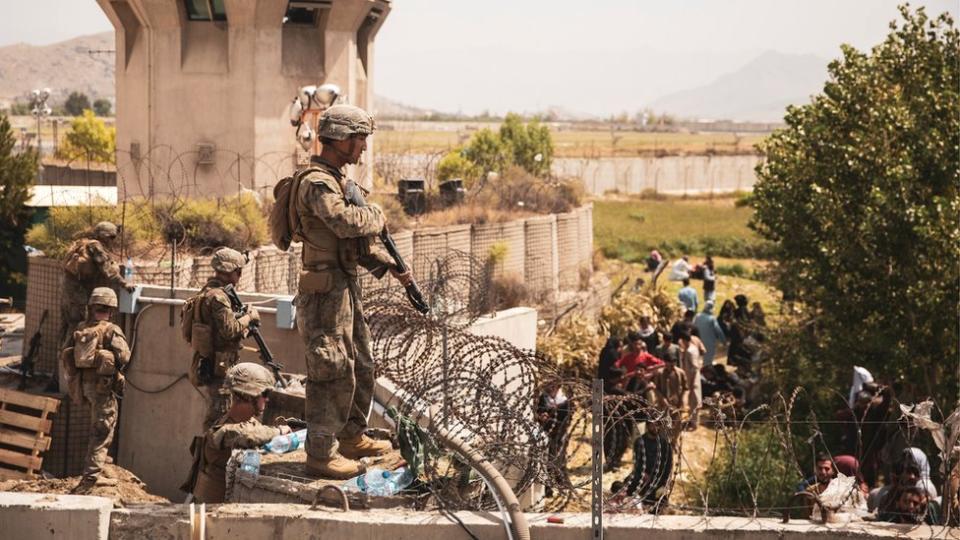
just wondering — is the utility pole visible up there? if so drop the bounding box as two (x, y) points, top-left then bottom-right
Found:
(30, 88), (52, 157)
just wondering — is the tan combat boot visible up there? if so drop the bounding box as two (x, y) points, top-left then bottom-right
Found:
(337, 434), (393, 460)
(305, 453), (364, 480)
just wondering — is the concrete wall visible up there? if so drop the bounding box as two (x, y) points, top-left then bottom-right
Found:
(115, 286), (538, 501)
(554, 154), (761, 195)
(0, 492), (112, 540)
(98, 0), (390, 198)
(107, 505), (950, 540)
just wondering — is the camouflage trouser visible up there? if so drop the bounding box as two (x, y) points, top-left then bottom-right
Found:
(203, 377), (228, 431)
(80, 375), (118, 481)
(295, 275), (374, 459)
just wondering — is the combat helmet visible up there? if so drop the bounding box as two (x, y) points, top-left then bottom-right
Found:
(317, 104), (376, 141)
(88, 287), (118, 308)
(93, 222), (118, 241)
(223, 362), (275, 398)
(211, 247), (246, 273)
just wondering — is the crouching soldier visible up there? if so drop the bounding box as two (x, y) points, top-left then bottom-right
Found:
(60, 287), (130, 494)
(183, 363), (290, 503)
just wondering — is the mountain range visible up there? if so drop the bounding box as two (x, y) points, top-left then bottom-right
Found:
(0, 32), (829, 122)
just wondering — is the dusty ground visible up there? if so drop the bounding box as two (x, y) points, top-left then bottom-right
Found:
(0, 464), (169, 507)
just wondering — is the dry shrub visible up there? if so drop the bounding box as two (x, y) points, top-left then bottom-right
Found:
(537, 315), (605, 380)
(26, 198), (159, 258)
(486, 273), (529, 311)
(599, 286), (677, 338)
(471, 166), (584, 214)
(416, 203), (530, 228)
(157, 193), (266, 252)
(369, 192), (410, 232)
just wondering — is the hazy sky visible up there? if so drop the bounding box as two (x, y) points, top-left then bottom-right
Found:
(2, 0), (957, 115)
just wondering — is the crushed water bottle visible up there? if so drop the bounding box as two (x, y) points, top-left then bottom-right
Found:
(239, 449), (261, 475)
(124, 257), (134, 281)
(342, 467), (413, 496)
(263, 429), (307, 454)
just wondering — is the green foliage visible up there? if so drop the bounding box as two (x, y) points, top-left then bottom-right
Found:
(166, 194), (267, 251)
(462, 128), (510, 176)
(64, 91), (91, 116)
(750, 6), (959, 404)
(25, 199), (159, 258)
(697, 425), (798, 516)
(0, 114), (38, 306)
(594, 199), (771, 261)
(57, 110), (116, 163)
(26, 195), (267, 257)
(487, 241), (508, 265)
(436, 149), (481, 185)
(455, 114), (556, 179)
(499, 113), (553, 177)
(716, 262), (748, 278)
(92, 98), (112, 117)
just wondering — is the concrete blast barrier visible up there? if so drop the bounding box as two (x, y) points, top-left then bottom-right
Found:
(254, 245), (290, 294)
(555, 211), (580, 291)
(412, 224), (471, 282)
(471, 220), (526, 281)
(524, 215), (559, 302)
(23, 255), (64, 374)
(577, 203), (594, 275)
(0, 492), (112, 540)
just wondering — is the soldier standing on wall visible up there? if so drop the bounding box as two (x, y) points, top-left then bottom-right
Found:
(60, 222), (135, 347)
(293, 104), (412, 479)
(182, 248), (261, 430)
(59, 287), (130, 494)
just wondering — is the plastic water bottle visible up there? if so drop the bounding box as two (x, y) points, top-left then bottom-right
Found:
(239, 449), (260, 475)
(342, 467), (413, 496)
(263, 429), (307, 454)
(124, 257), (134, 281)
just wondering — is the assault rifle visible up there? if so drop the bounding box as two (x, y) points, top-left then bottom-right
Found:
(18, 310), (48, 390)
(222, 284), (288, 388)
(343, 180), (430, 314)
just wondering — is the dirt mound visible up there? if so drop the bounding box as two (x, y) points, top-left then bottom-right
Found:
(0, 464), (169, 507)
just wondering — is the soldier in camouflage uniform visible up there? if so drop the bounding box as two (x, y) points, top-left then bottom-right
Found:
(185, 362), (289, 503)
(293, 104), (412, 479)
(60, 221), (134, 347)
(186, 248), (260, 430)
(59, 287), (130, 493)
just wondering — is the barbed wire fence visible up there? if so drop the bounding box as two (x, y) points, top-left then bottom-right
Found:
(36, 147), (959, 528)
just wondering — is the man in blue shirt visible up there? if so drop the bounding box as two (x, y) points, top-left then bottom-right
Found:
(678, 278), (698, 313)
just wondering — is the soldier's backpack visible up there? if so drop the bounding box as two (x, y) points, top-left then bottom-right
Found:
(180, 292), (213, 357)
(71, 322), (111, 369)
(63, 240), (96, 280)
(269, 167), (321, 251)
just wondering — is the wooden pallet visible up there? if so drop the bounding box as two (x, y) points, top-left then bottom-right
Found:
(0, 388), (60, 480)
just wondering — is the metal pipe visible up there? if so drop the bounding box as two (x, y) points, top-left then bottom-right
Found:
(136, 295), (277, 314)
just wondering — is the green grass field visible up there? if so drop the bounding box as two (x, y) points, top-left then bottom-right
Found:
(593, 197), (768, 263)
(377, 129), (765, 157)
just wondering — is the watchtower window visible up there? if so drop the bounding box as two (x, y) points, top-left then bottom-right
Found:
(284, 1), (331, 26)
(185, 0), (227, 21)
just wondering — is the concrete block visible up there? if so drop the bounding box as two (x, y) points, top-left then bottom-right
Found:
(0, 492), (112, 540)
(118, 285), (142, 314)
(275, 296), (296, 329)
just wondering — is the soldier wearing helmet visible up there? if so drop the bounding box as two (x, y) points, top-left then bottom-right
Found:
(292, 103), (410, 479)
(59, 221), (135, 350)
(184, 363), (290, 503)
(59, 287), (130, 493)
(182, 247), (261, 430)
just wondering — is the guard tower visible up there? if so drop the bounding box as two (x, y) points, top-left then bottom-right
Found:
(96, 0), (390, 198)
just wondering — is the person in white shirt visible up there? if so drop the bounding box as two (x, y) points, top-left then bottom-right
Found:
(668, 256), (693, 282)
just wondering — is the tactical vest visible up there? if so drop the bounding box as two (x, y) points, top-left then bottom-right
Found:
(294, 165), (370, 279)
(63, 239), (99, 281)
(192, 419), (234, 503)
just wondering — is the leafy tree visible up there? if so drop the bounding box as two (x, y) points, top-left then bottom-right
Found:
(0, 113), (38, 306)
(499, 113), (553, 177)
(92, 98), (112, 117)
(751, 6), (959, 405)
(63, 91), (91, 116)
(8, 102), (31, 116)
(461, 128), (510, 176)
(436, 149), (481, 185)
(57, 110), (116, 163)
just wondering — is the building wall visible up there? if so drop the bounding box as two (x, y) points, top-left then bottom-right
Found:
(97, 0), (390, 199)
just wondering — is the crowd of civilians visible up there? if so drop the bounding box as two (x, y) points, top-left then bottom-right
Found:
(533, 255), (955, 523)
